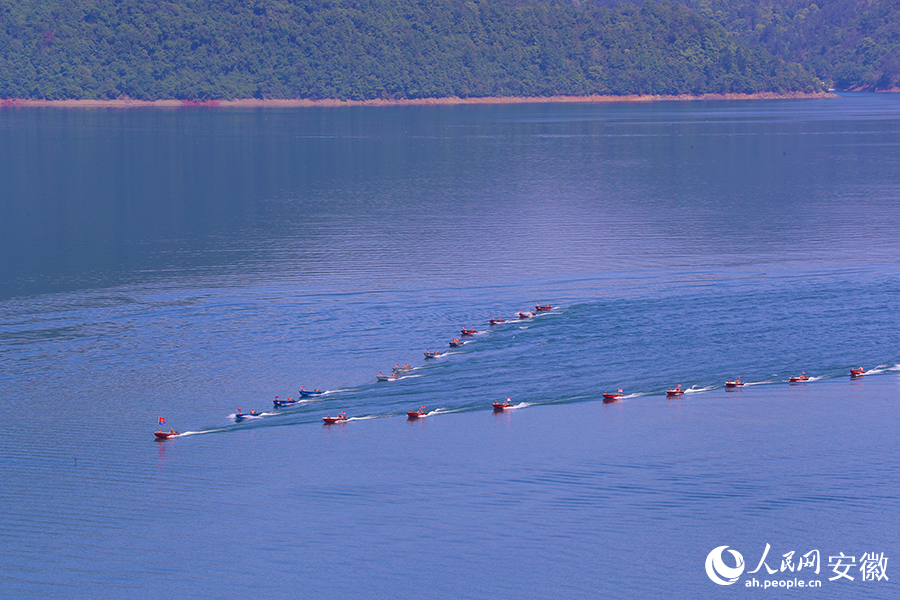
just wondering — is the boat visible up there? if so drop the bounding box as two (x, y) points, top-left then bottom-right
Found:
(492, 398), (515, 412)
(461, 328), (477, 337)
(449, 338), (464, 347)
(273, 396), (298, 406)
(323, 412), (348, 424)
(407, 406), (428, 419)
(602, 389), (624, 400)
(518, 311), (534, 320)
(235, 409), (261, 420)
(724, 378), (744, 388)
(535, 304), (552, 312)
(850, 367), (865, 377)
(789, 372), (810, 382)
(424, 349), (443, 359)
(393, 364), (413, 375)
(299, 387), (324, 397)
(489, 317), (505, 325)
(154, 430), (179, 439)
(666, 385), (684, 397)
(376, 371), (395, 382)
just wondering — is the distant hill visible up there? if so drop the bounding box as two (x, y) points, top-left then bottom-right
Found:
(683, 0), (900, 90)
(0, 0), (823, 100)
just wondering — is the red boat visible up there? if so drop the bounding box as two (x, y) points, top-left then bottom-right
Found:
(489, 317), (505, 325)
(725, 378), (744, 388)
(461, 328), (477, 336)
(492, 399), (515, 412)
(790, 372), (810, 382)
(407, 406), (428, 419)
(666, 385), (684, 397)
(535, 304), (552, 312)
(323, 411), (348, 424)
(154, 430), (179, 439)
(603, 389), (624, 400)
(518, 311), (534, 320)
(850, 367), (865, 377)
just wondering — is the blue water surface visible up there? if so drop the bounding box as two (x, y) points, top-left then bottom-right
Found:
(0, 93), (898, 599)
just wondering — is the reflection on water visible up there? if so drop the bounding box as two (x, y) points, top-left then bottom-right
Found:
(1, 94), (899, 599)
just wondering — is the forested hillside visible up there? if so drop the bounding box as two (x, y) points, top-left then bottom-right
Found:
(0, 0), (821, 100)
(684, 0), (900, 90)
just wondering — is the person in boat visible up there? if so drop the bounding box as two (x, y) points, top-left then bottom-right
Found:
(314, 388), (320, 393)
(168, 428), (175, 434)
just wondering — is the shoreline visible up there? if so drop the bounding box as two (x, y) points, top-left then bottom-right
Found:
(1, 91), (836, 109)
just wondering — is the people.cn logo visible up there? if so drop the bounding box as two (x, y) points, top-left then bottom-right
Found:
(706, 546), (746, 585)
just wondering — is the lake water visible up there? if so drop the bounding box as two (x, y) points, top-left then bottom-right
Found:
(1, 94), (898, 598)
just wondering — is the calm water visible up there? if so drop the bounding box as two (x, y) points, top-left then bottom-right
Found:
(1, 94), (899, 598)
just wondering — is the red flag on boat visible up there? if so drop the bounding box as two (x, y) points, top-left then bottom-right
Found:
(158, 417), (166, 425)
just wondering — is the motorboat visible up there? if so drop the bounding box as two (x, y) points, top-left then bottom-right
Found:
(789, 372), (810, 382)
(299, 387), (324, 397)
(235, 409), (261, 421)
(535, 304), (552, 312)
(518, 311), (534, 320)
(376, 371), (395, 382)
(273, 396), (298, 406)
(492, 399), (515, 412)
(850, 367), (865, 377)
(449, 339), (464, 347)
(424, 350), (443, 359)
(407, 406), (428, 419)
(154, 430), (179, 439)
(323, 412), (348, 424)
(393, 364), (413, 375)
(461, 328), (477, 337)
(725, 379), (744, 388)
(489, 317), (505, 325)
(666, 385), (684, 397)
(602, 389), (624, 400)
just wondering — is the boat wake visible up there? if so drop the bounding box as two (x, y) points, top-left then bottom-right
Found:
(503, 402), (532, 410)
(684, 385), (715, 394)
(427, 407), (461, 416)
(743, 380), (779, 387)
(177, 428), (224, 437)
(865, 364), (900, 375)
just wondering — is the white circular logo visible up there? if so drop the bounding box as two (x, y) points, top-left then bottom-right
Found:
(706, 545), (745, 585)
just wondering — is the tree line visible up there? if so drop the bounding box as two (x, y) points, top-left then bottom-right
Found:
(683, 0), (900, 90)
(0, 0), (827, 100)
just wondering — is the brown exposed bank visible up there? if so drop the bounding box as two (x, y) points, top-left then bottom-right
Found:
(1, 92), (836, 109)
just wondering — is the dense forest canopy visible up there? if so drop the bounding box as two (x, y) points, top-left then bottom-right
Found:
(683, 0), (900, 90)
(0, 0), (878, 100)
